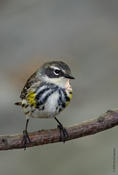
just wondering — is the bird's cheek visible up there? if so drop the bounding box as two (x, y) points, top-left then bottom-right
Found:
(65, 80), (72, 90)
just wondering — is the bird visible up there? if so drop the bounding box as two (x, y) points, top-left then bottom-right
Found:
(15, 61), (75, 149)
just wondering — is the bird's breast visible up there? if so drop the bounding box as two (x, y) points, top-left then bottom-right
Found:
(24, 83), (72, 118)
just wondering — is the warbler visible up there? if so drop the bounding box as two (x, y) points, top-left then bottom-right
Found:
(15, 61), (75, 148)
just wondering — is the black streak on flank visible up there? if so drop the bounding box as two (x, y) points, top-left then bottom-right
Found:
(62, 89), (70, 102)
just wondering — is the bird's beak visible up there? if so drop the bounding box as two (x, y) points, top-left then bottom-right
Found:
(64, 73), (75, 79)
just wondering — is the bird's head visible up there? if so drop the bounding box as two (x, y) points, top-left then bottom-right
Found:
(37, 61), (75, 88)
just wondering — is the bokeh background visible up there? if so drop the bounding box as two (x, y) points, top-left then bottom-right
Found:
(0, 0), (118, 175)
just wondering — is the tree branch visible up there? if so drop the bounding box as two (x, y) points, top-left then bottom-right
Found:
(0, 110), (118, 150)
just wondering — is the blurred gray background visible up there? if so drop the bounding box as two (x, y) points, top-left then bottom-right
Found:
(0, 0), (118, 175)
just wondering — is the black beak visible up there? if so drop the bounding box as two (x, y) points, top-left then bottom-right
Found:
(64, 74), (75, 79)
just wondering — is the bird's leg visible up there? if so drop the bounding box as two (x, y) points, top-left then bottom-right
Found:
(22, 118), (31, 150)
(55, 117), (69, 142)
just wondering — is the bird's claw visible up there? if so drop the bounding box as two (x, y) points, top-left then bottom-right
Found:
(22, 130), (31, 150)
(57, 124), (69, 143)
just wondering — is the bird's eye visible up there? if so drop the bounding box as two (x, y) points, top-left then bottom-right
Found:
(54, 69), (61, 75)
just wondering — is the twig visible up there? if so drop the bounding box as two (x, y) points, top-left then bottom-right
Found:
(0, 110), (118, 151)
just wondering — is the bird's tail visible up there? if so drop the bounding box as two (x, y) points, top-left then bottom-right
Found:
(14, 102), (22, 106)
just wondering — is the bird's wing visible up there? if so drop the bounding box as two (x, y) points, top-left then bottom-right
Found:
(20, 71), (40, 99)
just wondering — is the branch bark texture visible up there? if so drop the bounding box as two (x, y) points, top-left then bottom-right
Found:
(0, 110), (118, 151)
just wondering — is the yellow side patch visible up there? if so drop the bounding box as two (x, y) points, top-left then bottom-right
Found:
(69, 91), (72, 99)
(66, 91), (72, 106)
(26, 90), (36, 107)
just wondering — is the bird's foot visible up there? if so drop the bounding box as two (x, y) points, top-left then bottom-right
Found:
(22, 130), (31, 150)
(57, 124), (69, 143)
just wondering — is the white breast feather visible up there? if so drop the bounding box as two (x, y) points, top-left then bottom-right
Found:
(32, 91), (59, 118)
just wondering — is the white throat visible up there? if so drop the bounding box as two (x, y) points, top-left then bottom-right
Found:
(43, 76), (68, 88)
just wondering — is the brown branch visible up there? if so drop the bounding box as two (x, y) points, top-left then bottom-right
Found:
(0, 110), (118, 151)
